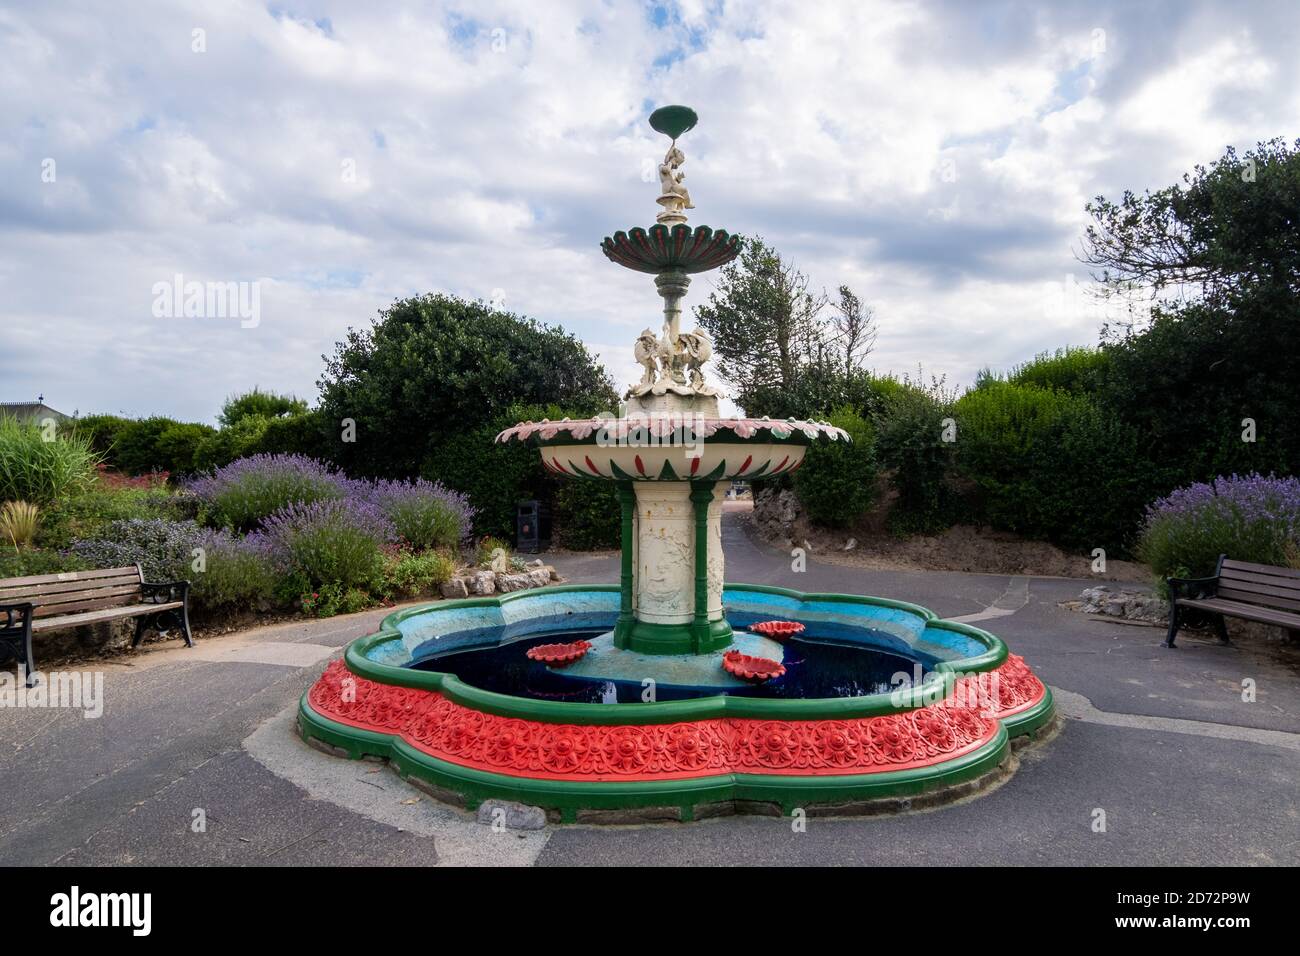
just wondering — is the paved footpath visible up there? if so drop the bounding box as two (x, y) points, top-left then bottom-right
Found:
(2, 512), (1297, 866)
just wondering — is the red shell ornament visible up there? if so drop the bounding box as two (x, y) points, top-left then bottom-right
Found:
(526, 640), (592, 667)
(722, 650), (786, 682)
(748, 620), (806, 641)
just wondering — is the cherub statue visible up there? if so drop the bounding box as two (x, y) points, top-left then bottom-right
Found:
(633, 328), (660, 388)
(656, 144), (694, 222)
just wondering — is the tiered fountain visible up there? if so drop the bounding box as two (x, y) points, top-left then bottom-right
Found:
(299, 107), (1055, 822)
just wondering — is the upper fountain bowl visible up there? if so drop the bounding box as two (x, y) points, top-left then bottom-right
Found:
(496, 415), (850, 481)
(601, 224), (742, 275)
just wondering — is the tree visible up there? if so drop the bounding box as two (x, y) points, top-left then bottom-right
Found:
(317, 294), (617, 479)
(1082, 137), (1300, 320)
(694, 237), (875, 416)
(219, 388), (308, 427)
(829, 285), (876, 377)
(1080, 139), (1300, 494)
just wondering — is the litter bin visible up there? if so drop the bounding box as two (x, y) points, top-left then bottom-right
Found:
(516, 500), (552, 553)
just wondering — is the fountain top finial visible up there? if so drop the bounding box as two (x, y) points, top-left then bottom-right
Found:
(649, 105), (698, 142)
(650, 106), (698, 228)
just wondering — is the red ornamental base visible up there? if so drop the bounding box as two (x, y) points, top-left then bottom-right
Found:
(305, 656), (1046, 783)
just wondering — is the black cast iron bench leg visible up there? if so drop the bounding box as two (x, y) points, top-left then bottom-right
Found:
(1163, 606), (1182, 649)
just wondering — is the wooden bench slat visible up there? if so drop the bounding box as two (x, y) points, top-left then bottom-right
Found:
(1214, 577), (1300, 608)
(1, 576), (143, 602)
(0, 566), (141, 589)
(1179, 598), (1300, 629)
(29, 601), (184, 631)
(32, 592), (145, 618)
(1214, 586), (1300, 614)
(29, 584), (146, 612)
(1220, 559), (1300, 582)
(1218, 567), (1300, 592)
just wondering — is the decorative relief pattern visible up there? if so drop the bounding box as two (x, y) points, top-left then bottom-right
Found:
(306, 655), (1047, 781)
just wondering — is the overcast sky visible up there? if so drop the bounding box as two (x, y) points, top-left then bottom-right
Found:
(3, 0), (1297, 423)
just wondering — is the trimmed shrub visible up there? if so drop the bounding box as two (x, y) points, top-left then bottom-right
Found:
(793, 407), (878, 527)
(259, 498), (395, 590)
(255, 411), (330, 459)
(219, 388), (308, 428)
(190, 454), (346, 532)
(1003, 346), (1109, 394)
(1137, 474), (1300, 582)
(0, 416), (100, 505)
(0, 548), (88, 580)
(553, 480), (620, 550)
(193, 415), (271, 472)
(111, 417), (217, 476)
(953, 382), (1077, 533)
(875, 382), (957, 534)
(37, 486), (185, 550)
(71, 517), (206, 581)
(75, 414), (133, 458)
(953, 382), (1154, 552)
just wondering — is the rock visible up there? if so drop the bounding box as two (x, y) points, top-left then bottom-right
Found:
(526, 568), (551, 588)
(1069, 585), (1168, 623)
(753, 487), (802, 542)
(496, 572), (532, 592)
(475, 799), (546, 831)
(526, 559), (545, 569)
(466, 570), (496, 595)
(440, 576), (470, 599)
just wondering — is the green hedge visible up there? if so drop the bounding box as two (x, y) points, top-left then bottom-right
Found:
(793, 407), (878, 527)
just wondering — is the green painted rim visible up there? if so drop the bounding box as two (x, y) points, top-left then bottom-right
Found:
(1001, 685), (1056, 738)
(339, 583), (1009, 725)
(299, 701), (1012, 819)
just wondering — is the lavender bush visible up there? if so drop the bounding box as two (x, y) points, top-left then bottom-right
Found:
(190, 530), (278, 610)
(360, 478), (475, 550)
(189, 454), (346, 532)
(1136, 473), (1300, 583)
(259, 498), (395, 590)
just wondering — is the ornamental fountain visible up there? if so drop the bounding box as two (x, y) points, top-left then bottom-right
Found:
(299, 107), (1056, 822)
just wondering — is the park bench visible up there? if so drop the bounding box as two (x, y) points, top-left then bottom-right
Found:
(0, 565), (192, 684)
(1164, 555), (1300, 648)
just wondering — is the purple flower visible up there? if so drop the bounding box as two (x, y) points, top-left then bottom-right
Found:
(1139, 473), (1300, 578)
(189, 454), (347, 531)
(258, 498), (396, 589)
(354, 477), (476, 549)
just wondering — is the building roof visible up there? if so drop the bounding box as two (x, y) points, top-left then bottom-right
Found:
(0, 402), (70, 421)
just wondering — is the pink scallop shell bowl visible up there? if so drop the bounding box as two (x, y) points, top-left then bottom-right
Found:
(748, 620), (806, 641)
(721, 650), (786, 683)
(525, 640), (592, 668)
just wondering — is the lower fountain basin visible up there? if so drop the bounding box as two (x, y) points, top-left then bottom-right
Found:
(299, 584), (1056, 822)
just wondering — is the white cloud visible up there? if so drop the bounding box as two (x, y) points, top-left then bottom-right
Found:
(1, 0), (1296, 422)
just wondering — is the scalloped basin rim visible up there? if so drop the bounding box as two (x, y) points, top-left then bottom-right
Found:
(495, 417), (850, 446)
(339, 583), (1009, 726)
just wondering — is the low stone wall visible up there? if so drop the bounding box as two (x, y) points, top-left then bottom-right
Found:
(1065, 585), (1170, 623)
(439, 559), (563, 599)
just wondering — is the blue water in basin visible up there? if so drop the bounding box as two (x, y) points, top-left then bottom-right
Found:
(407, 626), (932, 703)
